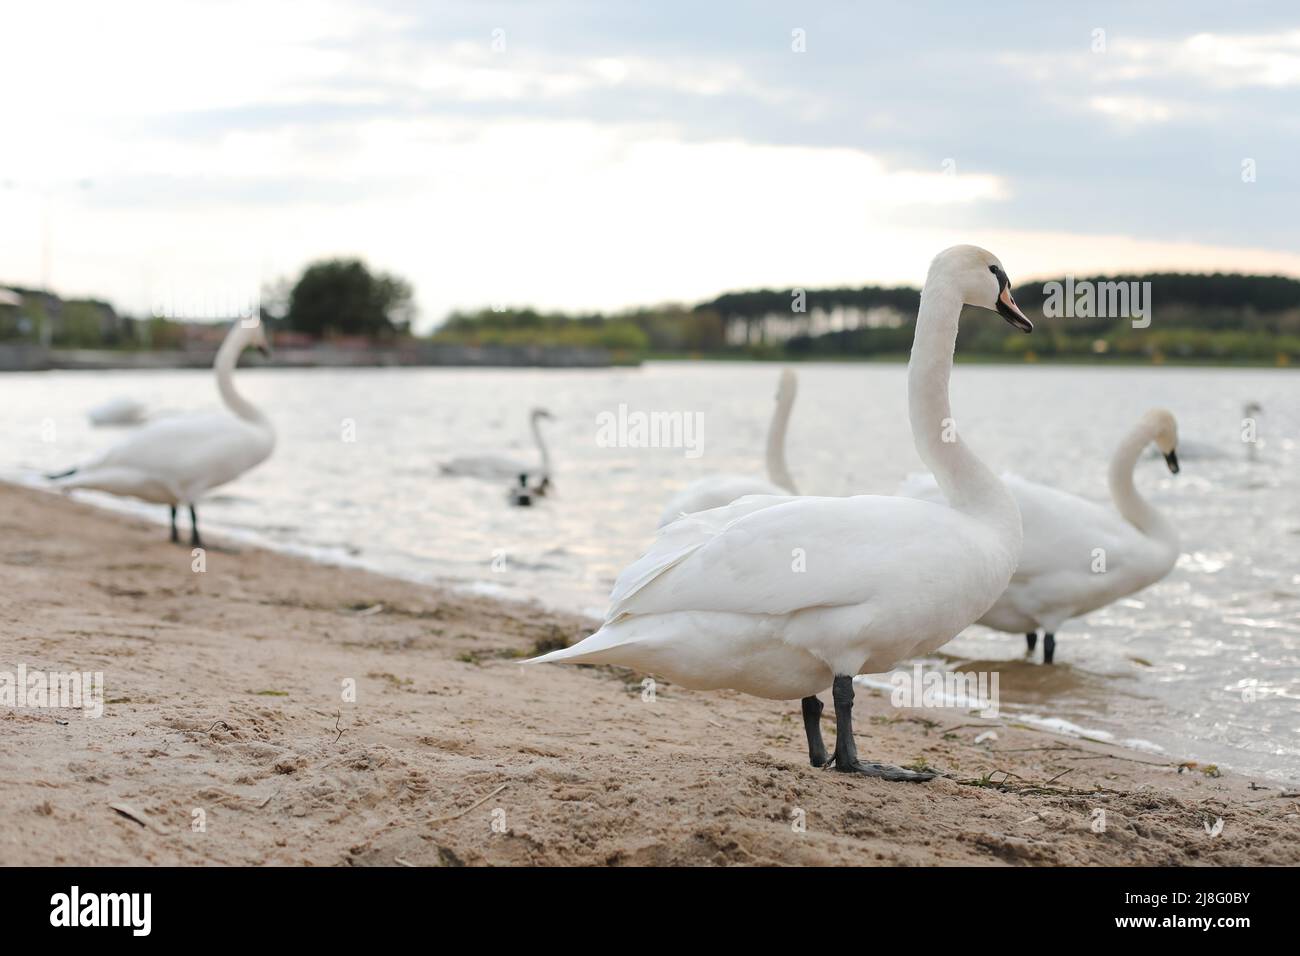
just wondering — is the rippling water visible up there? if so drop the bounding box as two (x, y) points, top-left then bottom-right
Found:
(4, 361), (1298, 780)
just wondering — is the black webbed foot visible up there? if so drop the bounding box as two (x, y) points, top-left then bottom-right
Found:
(825, 756), (935, 782)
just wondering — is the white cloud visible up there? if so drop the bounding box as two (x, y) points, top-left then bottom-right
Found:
(1130, 31), (1300, 89)
(0, 115), (1009, 326)
(397, 45), (792, 104)
(1087, 95), (1178, 125)
(1004, 29), (1300, 93)
(974, 230), (1300, 283)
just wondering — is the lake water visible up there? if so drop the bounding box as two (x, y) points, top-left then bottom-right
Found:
(4, 361), (1298, 782)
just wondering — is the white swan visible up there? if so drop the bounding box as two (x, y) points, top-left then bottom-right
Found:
(527, 246), (1033, 781)
(900, 408), (1181, 663)
(440, 407), (554, 482)
(49, 320), (275, 546)
(657, 368), (798, 527)
(1142, 401), (1260, 463)
(88, 396), (148, 427)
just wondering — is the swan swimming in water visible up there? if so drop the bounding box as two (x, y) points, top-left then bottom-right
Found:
(87, 396), (149, 427)
(657, 368), (798, 527)
(1141, 401), (1260, 462)
(528, 246), (1033, 781)
(440, 407), (554, 483)
(49, 319), (275, 547)
(900, 408), (1182, 663)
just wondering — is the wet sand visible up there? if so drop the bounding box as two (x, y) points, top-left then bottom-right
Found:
(2, 482), (1298, 866)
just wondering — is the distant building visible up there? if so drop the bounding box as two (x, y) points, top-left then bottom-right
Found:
(0, 286), (124, 345)
(724, 304), (907, 346)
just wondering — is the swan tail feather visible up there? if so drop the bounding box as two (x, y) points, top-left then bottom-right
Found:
(522, 622), (635, 666)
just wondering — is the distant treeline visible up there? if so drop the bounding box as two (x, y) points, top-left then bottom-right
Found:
(1, 258), (418, 350)
(433, 306), (724, 360)
(6, 267), (1300, 364)
(440, 273), (1300, 364)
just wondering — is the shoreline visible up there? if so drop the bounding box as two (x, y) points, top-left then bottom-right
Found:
(3, 351), (1298, 373)
(0, 342), (627, 372)
(2, 482), (1298, 866)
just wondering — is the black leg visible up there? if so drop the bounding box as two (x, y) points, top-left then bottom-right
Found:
(189, 505), (202, 549)
(1043, 633), (1056, 665)
(169, 505), (179, 543)
(1026, 632), (1037, 653)
(800, 695), (828, 767)
(826, 675), (935, 782)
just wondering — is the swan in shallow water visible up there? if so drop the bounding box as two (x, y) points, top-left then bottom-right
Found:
(49, 320), (275, 546)
(900, 408), (1182, 663)
(1141, 401), (1261, 462)
(440, 407), (554, 483)
(528, 246), (1033, 781)
(657, 368), (798, 527)
(88, 396), (149, 427)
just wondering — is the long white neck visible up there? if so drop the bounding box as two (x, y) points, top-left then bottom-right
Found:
(215, 322), (267, 426)
(764, 380), (797, 493)
(531, 415), (551, 477)
(1108, 422), (1178, 550)
(908, 278), (1020, 553)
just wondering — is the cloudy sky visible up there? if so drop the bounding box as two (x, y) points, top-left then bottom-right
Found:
(1, 1), (1297, 330)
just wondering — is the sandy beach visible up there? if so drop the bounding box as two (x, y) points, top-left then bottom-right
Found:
(2, 481), (1297, 866)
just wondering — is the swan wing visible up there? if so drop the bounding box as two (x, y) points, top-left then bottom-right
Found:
(657, 474), (787, 526)
(612, 493), (1006, 622)
(67, 412), (273, 497)
(616, 493), (790, 616)
(1003, 475), (1150, 578)
(904, 471), (1174, 630)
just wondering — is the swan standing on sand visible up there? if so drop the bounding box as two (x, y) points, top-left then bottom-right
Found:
(440, 407), (554, 483)
(49, 319), (275, 547)
(657, 368), (798, 527)
(901, 409), (1182, 663)
(528, 246), (1033, 782)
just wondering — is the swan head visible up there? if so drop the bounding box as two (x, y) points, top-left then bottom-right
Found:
(930, 245), (1033, 333)
(530, 407), (554, 423)
(1143, 408), (1180, 473)
(1244, 400), (1262, 417)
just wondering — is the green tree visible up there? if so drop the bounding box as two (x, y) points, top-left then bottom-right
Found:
(286, 259), (414, 339)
